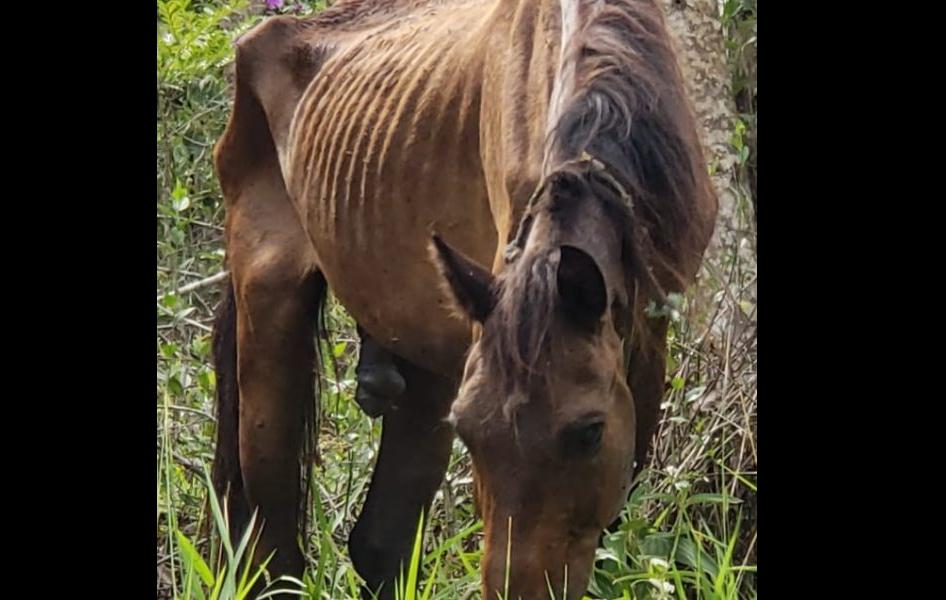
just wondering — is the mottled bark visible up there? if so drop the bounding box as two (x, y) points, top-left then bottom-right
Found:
(661, 0), (739, 229)
(660, 0), (755, 338)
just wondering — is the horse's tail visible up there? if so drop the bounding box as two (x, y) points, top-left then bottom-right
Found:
(298, 271), (331, 551)
(209, 276), (250, 546)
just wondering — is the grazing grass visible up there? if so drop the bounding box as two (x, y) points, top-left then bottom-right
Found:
(156, 1), (756, 598)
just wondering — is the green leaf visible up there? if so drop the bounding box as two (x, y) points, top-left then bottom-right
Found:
(419, 551), (441, 600)
(168, 376), (184, 397)
(675, 538), (719, 580)
(599, 530), (628, 567)
(641, 533), (674, 561)
(739, 145), (750, 164)
(171, 179), (191, 211)
(174, 195), (192, 212)
(191, 336), (211, 358)
(685, 493), (742, 507)
(172, 179), (187, 201)
(176, 530), (215, 588)
(402, 511), (426, 600)
(170, 227), (186, 246)
(197, 369), (215, 392)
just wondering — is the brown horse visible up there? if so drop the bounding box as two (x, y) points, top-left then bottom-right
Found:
(209, 0), (717, 598)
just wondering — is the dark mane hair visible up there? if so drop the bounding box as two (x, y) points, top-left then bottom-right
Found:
(551, 0), (714, 287)
(482, 0), (716, 397)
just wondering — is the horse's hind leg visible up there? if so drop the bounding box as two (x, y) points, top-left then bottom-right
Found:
(213, 62), (325, 588)
(349, 358), (455, 599)
(227, 194), (325, 586)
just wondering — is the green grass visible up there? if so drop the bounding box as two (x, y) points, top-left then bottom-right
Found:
(157, 1), (756, 598)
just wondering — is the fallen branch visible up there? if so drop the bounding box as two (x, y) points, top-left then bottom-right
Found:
(157, 270), (229, 303)
(158, 442), (207, 479)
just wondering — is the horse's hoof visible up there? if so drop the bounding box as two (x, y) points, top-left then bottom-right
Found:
(358, 365), (407, 398)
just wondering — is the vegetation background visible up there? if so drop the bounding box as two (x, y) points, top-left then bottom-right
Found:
(156, 1), (757, 598)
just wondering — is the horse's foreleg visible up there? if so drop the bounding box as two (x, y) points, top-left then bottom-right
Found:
(627, 316), (670, 477)
(348, 358), (455, 599)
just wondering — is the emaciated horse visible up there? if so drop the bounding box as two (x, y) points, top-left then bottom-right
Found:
(209, 0), (717, 598)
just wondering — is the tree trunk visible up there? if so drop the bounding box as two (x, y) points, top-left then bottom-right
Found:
(661, 0), (740, 248)
(661, 0), (756, 341)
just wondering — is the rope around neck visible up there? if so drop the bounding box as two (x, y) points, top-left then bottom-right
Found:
(503, 151), (636, 265)
(502, 150), (669, 313)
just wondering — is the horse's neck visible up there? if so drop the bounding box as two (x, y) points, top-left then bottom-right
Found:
(479, 0), (565, 269)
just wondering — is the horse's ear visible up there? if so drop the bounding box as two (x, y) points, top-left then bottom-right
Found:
(557, 245), (607, 331)
(429, 235), (497, 323)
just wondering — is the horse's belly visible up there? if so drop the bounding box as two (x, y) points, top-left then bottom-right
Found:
(286, 10), (496, 376)
(311, 192), (494, 377)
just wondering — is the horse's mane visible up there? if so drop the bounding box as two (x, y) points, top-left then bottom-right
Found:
(482, 0), (715, 398)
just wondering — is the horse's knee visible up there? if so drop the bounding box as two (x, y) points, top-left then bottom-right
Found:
(236, 246), (311, 302)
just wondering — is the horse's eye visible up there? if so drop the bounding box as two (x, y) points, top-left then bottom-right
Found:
(561, 420), (605, 458)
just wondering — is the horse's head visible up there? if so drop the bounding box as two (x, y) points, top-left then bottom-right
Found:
(430, 172), (640, 598)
